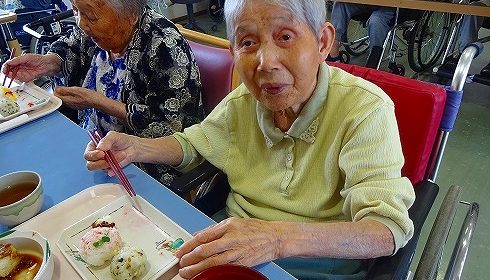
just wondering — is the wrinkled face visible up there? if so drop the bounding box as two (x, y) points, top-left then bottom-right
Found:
(230, 2), (333, 113)
(71, 0), (136, 53)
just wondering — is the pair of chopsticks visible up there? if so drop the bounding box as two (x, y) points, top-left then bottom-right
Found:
(2, 48), (19, 88)
(87, 130), (137, 198)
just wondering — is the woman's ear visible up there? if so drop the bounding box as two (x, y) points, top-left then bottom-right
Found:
(318, 22), (335, 61)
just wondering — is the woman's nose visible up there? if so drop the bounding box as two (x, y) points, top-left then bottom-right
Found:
(257, 43), (280, 72)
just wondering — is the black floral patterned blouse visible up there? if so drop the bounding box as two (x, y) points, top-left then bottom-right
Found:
(50, 7), (204, 186)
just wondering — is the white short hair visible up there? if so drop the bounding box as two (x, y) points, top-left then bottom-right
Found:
(224, 0), (326, 44)
(106, 0), (147, 15)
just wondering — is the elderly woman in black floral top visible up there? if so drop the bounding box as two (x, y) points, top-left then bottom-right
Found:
(2, 0), (203, 185)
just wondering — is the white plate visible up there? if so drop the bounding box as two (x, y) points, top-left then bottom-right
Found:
(57, 195), (192, 280)
(0, 83), (51, 120)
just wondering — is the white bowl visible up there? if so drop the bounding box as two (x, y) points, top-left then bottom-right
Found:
(0, 230), (53, 280)
(0, 171), (43, 226)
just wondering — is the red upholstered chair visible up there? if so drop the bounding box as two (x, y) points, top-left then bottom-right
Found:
(328, 62), (445, 279)
(176, 24), (240, 114)
(187, 41), (234, 113)
(328, 62), (446, 185)
(170, 27), (476, 279)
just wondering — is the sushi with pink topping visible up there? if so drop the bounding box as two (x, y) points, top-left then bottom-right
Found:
(80, 218), (122, 266)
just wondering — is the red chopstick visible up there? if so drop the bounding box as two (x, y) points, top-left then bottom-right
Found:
(87, 130), (136, 197)
(2, 48), (16, 87)
(7, 65), (19, 88)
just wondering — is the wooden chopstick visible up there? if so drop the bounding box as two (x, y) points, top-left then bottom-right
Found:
(87, 130), (136, 197)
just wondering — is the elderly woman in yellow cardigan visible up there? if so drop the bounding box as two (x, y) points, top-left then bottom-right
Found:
(84, 0), (415, 279)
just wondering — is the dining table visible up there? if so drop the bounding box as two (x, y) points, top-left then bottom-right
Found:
(0, 109), (296, 279)
(335, 0), (490, 17)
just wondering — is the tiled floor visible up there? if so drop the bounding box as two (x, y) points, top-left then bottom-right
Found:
(175, 11), (490, 280)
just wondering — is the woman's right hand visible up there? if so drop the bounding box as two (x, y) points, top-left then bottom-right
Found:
(84, 131), (138, 176)
(1, 53), (62, 83)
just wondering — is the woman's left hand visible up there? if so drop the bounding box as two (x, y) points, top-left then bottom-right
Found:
(175, 217), (282, 279)
(54, 86), (102, 110)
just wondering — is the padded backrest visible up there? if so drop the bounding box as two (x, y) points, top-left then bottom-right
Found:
(187, 40), (235, 113)
(328, 62), (446, 185)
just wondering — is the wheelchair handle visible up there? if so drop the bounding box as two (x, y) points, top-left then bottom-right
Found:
(23, 10), (74, 42)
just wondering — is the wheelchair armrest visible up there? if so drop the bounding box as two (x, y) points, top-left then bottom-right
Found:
(413, 185), (462, 280)
(367, 180), (439, 280)
(169, 160), (221, 196)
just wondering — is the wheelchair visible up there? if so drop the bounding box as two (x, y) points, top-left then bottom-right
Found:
(407, 9), (454, 72)
(207, 0), (225, 31)
(337, 7), (422, 75)
(338, 4), (453, 76)
(0, 0), (74, 63)
(170, 25), (480, 280)
(431, 0), (490, 86)
(168, 0), (225, 33)
(22, 9), (75, 54)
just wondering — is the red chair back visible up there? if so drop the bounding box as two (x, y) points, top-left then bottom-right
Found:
(329, 62), (446, 184)
(187, 40), (235, 113)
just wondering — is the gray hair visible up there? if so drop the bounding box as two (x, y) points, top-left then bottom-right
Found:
(224, 0), (326, 44)
(105, 0), (148, 15)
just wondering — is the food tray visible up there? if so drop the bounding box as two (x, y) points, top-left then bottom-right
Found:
(0, 82), (61, 134)
(12, 184), (187, 280)
(0, 82), (50, 120)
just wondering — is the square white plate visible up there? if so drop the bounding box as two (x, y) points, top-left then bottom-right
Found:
(0, 83), (51, 120)
(57, 195), (192, 280)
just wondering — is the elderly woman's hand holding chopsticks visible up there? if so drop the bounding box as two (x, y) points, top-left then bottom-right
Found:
(1, 54), (62, 83)
(84, 131), (184, 177)
(85, 131), (137, 176)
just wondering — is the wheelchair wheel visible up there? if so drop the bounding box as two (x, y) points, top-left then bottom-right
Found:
(208, 0), (225, 23)
(408, 11), (452, 72)
(29, 26), (51, 55)
(343, 21), (369, 57)
(28, 20), (76, 55)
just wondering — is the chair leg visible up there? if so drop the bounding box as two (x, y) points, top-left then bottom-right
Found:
(184, 4), (206, 33)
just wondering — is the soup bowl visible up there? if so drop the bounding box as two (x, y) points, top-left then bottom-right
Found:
(0, 230), (53, 280)
(0, 171), (43, 226)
